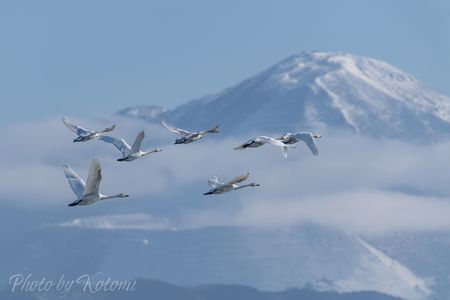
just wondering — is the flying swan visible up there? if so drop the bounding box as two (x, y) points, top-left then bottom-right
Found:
(203, 172), (260, 195)
(99, 130), (162, 161)
(62, 117), (116, 142)
(62, 158), (129, 206)
(161, 121), (219, 144)
(234, 136), (291, 157)
(276, 132), (321, 156)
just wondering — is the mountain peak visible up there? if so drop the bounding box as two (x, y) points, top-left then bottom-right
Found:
(119, 52), (450, 141)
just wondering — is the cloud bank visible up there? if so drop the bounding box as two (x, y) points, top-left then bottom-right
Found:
(2, 116), (450, 235)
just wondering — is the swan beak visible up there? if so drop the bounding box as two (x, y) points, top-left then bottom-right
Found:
(203, 191), (213, 195)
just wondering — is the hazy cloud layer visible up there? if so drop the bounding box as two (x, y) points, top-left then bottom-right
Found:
(60, 213), (173, 230)
(2, 116), (450, 235)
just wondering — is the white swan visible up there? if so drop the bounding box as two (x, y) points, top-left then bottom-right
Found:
(62, 158), (129, 206)
(99, 130), (162, 162)
(161, 121), (219, 144)
(62, 117), (116, 142)
(234, 136), (292, 157)
(203, 172), (260, 195)
(277, 132), (321, 156)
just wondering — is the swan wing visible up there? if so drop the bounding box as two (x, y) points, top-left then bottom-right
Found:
(293, 132), (319, 156)
(226, 172), (250, 185)
(208, 175), (222, 188)
(256, 136), (288, 157)
(99, 135), (131, 156)
(131, 130), (145, 153)
(62, 117), (92, 136)
(277, 133), (294, 143)
(161, 121), (192, 137)
(83, 158), (102, 196)
(233, 138), (256, 150)
(62, 165), (86, 198)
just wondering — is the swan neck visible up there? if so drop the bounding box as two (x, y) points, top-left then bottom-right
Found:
(143, 148), (160, 156)
(100, 194), (123, 200)
(235, 184), (251, 190)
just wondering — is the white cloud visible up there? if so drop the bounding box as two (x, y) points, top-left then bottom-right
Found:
(3, 116), (450, 235)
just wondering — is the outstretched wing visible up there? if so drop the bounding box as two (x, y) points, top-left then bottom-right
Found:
(61, 117), (92, 136)
(83, 158), (102, 196)
(208, 175), (222, 188)
(98, 135), (131, 156)
(161, 121), (193, 137)
(233, 138), (258, 150)
(226, 172), (250, 185)
(131, 130), (145, 153)
(293, 132), (319, 156)
(256, 136), (289, 157)
(62, 165), (86, 198)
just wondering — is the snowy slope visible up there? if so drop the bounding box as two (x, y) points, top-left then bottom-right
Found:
(369, 232), (450, 300)
(118, 52), (450, 141)
(327, 238), (431, 300)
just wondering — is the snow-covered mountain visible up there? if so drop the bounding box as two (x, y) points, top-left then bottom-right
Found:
(0, 220), (432, 300)
(118, 52), (450, 141)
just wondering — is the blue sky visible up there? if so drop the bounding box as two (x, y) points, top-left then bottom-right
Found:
(1, 0), (449, 124)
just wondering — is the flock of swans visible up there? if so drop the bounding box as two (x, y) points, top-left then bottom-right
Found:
(61, 117), (321, 206)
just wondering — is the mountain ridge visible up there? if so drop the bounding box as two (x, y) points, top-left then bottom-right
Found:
(0, 278), (405, 300)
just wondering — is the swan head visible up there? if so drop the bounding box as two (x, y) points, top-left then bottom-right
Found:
(313, 134), (322, 139)
(118, 193), (129, 198)
(250, 183), (260, 187)
(154, 148), (163, 152)
(73, 136), (84, 143)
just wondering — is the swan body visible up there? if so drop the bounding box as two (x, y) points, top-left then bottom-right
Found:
(62, 117), (116, 142)
(99, 130), (162, 162)
(161, 121), (219, 144)
(234, 136), (291, 157)
(62, 158), (129, 206)
(277, 132), (321, 156)
(203, 172), (260, 195)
